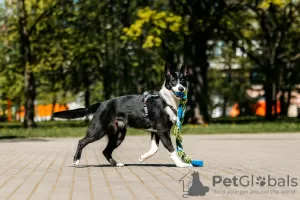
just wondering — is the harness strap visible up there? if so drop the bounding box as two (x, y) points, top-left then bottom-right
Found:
(143, 92), (160, 132)
(143, 92), (150, 117)
(143, 91), (177, 117)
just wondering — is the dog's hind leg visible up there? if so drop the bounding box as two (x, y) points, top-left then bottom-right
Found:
(103, 127), (126, 167)
(139, 132), (159, 162)
(74, 126), (105, 166)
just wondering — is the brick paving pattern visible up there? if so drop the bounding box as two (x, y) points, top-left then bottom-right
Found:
(0, 133), (300, 200)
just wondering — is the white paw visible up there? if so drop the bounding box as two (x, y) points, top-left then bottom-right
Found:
(116, 162), (124, 167)
(139, 156), (144, 163)
(74, 160), (80, 166)
(176, 162), (193, 168)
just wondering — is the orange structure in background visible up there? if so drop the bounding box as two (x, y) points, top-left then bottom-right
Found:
(7, 100), (12, 121)
(229, 100), (281, 117)
(229, 103), (240, 117)
(17, 104), (68, 121)
(37, 104), (68, 117)
(254, 100), (280, 116)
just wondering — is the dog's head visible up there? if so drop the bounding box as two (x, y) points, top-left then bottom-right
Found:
(164, 62), (188, 99)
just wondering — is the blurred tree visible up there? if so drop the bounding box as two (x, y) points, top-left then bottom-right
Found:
(123, 1), (242, 123)
(0, 4), (23, 109)
(224, 0), (300, 120)
(1, 0), (299, 125)
(278, 18), (300, 116)
(121, 6), (186, 87)
(1, 0), (73, 127)
(208, 42), (253, 117)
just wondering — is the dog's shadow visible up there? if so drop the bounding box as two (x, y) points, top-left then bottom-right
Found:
(72, 164), (177, 168)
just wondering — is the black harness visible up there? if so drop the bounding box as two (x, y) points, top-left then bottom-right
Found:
(142, 91), (159, 117)
(142, 91), (177, 132)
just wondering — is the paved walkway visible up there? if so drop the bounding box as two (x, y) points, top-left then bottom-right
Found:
(0, 133), (300, 200)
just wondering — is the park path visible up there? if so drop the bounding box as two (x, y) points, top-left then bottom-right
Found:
(0, 133), (300, 200)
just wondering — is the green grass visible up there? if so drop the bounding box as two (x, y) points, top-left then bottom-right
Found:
(182, 122), (300, 134)
(0, 121), (149, 138)
(1, 119), (300, 139)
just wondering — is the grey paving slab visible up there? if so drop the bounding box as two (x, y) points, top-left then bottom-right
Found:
(0, 133), (300, 200)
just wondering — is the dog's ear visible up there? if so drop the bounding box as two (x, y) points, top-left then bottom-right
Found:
(180, 62), (188, 76)
(164, 62), (174, 77)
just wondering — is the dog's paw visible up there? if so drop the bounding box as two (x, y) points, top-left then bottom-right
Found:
(139, 156), (145, 163)
(139, 153), (151, 162)
(74, 160), (80, 166)
(176, 162), (193, 168)
(116, 162), (124, 167)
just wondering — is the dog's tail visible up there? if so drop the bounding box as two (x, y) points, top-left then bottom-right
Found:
(52, 102), (101, 119)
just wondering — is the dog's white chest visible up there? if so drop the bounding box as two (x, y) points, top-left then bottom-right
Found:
(165, 107), (177, 123)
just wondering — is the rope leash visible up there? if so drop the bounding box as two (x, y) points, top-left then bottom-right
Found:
(173, 90), (204, 167)
(142, 90), (204, 167)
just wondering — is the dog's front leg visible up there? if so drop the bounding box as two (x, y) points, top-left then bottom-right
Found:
(159, 131), (192, 168)
(139, 133), (159, 162)
(169, 151), (192, 168)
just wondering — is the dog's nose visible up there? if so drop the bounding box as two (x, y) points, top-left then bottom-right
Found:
(178, 86), (184, 92)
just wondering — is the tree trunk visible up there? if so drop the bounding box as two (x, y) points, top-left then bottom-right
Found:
(264, 77), (275, 121)
(120, 0), (129, 96)
(279, 89), (285, 116)
(199, 66), (210, 122)
(103, 69), (111, 100)
(286, 88), (292, 116)
(16, 97), (22, 121)
(102, 12), (112, 100)
(18, 0), (36, 128)
(84, 87), (90, 108)
(273, 80), (279, 119)
(84, 86), (90, 122)
(50, 95), (56, 121)
(24, 66), (36, 127)
(222, 96), (228, 117)
(184, 33), (210, 124)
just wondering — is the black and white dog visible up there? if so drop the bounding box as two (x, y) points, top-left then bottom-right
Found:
(53, 63), (192, 168)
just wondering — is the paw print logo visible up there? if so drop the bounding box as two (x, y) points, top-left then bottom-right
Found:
(256, 176), (266, 186)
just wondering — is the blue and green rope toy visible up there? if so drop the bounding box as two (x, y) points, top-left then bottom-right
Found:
(173, 91), (204, 167)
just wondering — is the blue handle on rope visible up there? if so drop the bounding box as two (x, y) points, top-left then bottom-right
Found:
(176, 146), (204, 167)
(191, 160), (204, 167)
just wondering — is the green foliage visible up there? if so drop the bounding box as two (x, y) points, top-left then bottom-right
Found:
(258, 0), (289, 9)
(0, 0), (300, 125)
(122, 7), (188, 49)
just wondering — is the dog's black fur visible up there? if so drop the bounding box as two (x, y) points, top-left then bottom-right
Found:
(53, 63), (190, 167)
